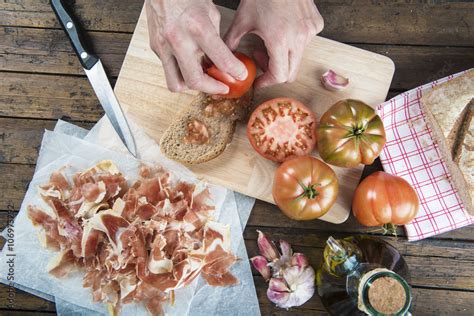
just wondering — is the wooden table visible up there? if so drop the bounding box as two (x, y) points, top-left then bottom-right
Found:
(1, 1), (473, 315)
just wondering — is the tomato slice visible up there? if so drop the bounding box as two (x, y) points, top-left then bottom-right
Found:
(206, 52), (257, 99)
(247, 98), (317, 162)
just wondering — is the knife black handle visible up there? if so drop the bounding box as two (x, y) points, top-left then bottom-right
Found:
(51, 0), (99, 70)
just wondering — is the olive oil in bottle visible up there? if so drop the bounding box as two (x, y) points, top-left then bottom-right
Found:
(316, 236), (411, 316)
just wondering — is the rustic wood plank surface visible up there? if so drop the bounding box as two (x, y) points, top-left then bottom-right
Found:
(0, 0), (473, 315)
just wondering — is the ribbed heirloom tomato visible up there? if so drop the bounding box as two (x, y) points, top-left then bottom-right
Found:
(247, 98), (317, 162)
(317, 99), (386, 168)
(206, 52), (257, 98)
(273, 156), (339, 220)
(352, 171), (419, 230)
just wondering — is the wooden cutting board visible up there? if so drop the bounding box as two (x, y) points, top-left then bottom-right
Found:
(114, 5), (395, 224)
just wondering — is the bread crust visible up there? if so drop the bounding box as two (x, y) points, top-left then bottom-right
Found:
(420, 69), (473, 214)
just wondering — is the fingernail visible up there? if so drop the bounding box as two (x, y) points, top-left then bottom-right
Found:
(236, 67), (248, 81)
(219, 83), (229, 94)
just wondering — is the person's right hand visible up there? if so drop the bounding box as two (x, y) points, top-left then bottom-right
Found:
(225, 0), (324, 89)
(145, 0), (248, 94)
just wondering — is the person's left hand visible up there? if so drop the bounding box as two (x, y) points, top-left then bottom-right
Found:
(224, 0), (324, 89)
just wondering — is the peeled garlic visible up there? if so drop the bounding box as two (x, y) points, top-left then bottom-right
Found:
(321, 69), (349, 91)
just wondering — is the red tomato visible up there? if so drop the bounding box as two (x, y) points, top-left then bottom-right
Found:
(247, 98), (317, 162)
(206, 52), (257, 98)
(352, 171), (419, 228)
(273, 156), (339, 220)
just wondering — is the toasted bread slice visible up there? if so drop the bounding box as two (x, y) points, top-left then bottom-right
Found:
(420, 69), (473, 214)
(160, 90), (253, 164)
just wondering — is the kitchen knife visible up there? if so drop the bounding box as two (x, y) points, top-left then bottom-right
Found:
(51, 0), (137, 157)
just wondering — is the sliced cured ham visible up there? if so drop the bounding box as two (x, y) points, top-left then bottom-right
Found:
(81, 181), (107, 203)
(27, 161), (238, 315)
(81, 221), (103, 258)
(47, 249), (77, 278)
(201, 271), (238, 287)
(89, 209), (129, 249)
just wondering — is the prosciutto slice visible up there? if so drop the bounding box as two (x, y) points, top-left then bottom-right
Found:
(27, 161), (237, 316)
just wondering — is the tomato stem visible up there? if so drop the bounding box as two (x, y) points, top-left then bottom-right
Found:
(351, 123), (366, 137)
(382, 223), (398, 237)
(296, 180), (320, 200)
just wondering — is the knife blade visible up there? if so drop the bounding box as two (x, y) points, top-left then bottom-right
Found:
(51, 0), (137, 157)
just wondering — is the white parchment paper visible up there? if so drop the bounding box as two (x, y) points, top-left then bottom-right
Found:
(0, 118), (259, 315)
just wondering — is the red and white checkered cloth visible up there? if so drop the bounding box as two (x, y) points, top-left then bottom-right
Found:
(376, 70), (473, 241)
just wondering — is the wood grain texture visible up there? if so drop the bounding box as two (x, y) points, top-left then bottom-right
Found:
(2, 25), (472, 89)
(114, 5), (396, 224)
(0, 26), (130, 76)
(0, 0), (473, 314)
(2, 0), (473, 47)
(248, 199), (474, 241)
(0, 283), (56, 312)
(256, 278), (474, 316)
(0, 73), (104, 121)
(0, 164), (35, 211)
(0, 118), (93, 165)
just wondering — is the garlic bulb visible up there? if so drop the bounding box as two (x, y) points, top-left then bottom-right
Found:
(250, 231), (315, 309)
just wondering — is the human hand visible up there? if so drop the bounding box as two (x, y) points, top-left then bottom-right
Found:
(145, 0), (248, 94)
(225, 0), (324, 89)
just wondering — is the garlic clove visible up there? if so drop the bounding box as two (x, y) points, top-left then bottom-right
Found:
(257, 230), (280, 261)
(291, 253), (309, 269)
(269, 277), (290, 292)
(267, 278), (292, 308)
(250, 255), (271, 281)
(321, 69), (349, 91)
(267, 287), (291, 308)
(279, 240), (293, 258)
(283, 266), (315, 306)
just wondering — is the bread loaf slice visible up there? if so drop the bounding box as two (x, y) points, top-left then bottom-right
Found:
(420, 69), (473, 214)
(160, 90), (253, 164)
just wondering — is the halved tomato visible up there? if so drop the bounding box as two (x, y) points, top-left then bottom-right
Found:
(206, 52), (257, 99)
(247, 98), (317, 162)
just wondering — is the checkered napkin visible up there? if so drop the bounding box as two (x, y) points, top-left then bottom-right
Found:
(376, 70), (473, 241)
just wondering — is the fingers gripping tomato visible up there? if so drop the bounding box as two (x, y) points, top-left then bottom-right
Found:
(247, 98), (317, 162)
(273, 156), (339, 220)
(206, 52), (257, 98)
(352, 171), (419, 230)
(317, 99), (386, 168)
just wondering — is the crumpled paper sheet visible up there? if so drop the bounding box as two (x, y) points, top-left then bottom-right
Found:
(0, 118), (260, 315)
